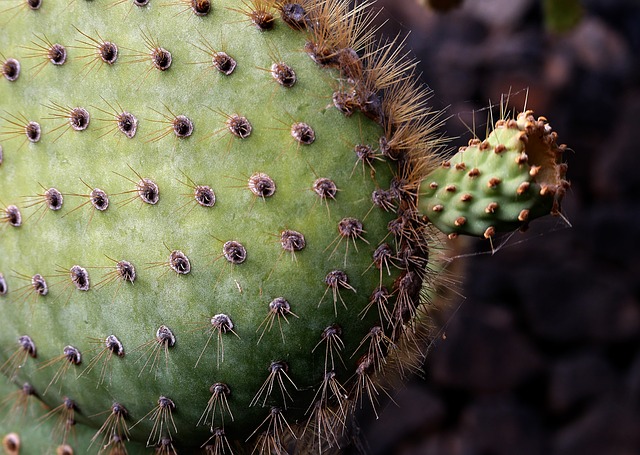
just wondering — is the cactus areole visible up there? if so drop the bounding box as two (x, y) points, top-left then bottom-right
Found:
(0, 1), (569, 454)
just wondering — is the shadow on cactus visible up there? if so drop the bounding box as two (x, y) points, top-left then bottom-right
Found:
(0, 0), (569, 454)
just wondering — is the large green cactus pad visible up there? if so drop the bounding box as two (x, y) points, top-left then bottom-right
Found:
(0, 1), (443, 453)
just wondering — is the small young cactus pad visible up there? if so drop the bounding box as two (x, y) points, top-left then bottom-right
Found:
(0, 1), (569, 454)
(419, 111), (569, 238)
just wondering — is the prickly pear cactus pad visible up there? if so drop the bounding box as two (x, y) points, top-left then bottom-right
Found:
(0, 1), (569, 454)
(419, 111), (570, 239)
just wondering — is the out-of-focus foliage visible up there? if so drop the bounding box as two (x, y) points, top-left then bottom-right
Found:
(544, 0), (584, 32)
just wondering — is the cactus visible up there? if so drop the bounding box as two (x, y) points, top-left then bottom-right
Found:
(419, 111), (570, 239)
(0, 0), (569, 454)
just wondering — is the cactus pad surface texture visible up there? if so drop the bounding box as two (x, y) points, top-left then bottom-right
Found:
(0, 0), (569, 454)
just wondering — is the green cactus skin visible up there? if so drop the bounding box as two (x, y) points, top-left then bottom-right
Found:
(0, 372), (101, 455)
(0, 1), (568, 454)
(419, 111), (569, 239)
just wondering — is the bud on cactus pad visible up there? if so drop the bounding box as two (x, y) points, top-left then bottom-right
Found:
(0, 1), (569, 454)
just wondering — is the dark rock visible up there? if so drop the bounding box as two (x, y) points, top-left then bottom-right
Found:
(553, 398), (640, 455)
(592, 93), (640, 200)
(464, 0), (535, 29)
(429, 303), (544, 392)
(459, 395), (550, 455)
(398, 431), (465, 455)
(627, 350), (640, 404)
(518, 263), (640, 343)
(549, 352), (618, 413)
(584, 204), (640, 274)
(565, 17), (631, 76)
(363, 384), (446, 455)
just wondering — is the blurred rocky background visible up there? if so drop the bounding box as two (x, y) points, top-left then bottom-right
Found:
(349, 0), (640, 454)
